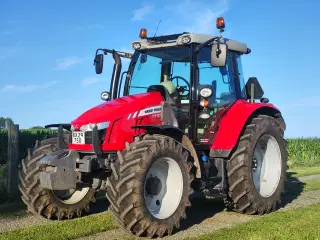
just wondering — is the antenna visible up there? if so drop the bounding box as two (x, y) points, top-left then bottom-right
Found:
(154, 20), (162, 37)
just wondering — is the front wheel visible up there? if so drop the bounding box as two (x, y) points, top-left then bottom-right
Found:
(18, 137), (97, 220)
(106, 134), (196, 238)
(226, 115), (287, 214)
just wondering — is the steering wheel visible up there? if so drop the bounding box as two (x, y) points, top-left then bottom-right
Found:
(170, 76), (190, 98)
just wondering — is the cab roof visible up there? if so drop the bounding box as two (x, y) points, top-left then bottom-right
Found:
(131, 32), (249, 54)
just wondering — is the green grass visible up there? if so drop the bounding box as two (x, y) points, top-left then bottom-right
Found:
(303, 179), (320, 191)
(287, 167), (320, 178)
(187, 203), (320, 240)
(0, 212), (118, 240)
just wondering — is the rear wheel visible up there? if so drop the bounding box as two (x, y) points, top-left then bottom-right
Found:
(226, 115), (287, 214)
(18, 137), (96, 220)
(106, 134), (195, 238)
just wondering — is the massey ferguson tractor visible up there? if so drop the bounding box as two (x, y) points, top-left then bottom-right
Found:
(18, 17), (287, 238)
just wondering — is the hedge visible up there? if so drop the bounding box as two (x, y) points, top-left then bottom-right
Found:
(0, 129), (57, 165)
(0, 130), (320, 167)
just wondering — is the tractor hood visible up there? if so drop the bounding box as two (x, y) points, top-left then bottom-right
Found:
(71, 92), (163, 130)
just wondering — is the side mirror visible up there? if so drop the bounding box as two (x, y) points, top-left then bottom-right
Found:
(101, 91), (110, 101)
(94, 54), (104, 74)
(211, 43), (227, 67)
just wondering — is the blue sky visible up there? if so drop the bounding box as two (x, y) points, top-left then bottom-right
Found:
(0, 0), (319, 138)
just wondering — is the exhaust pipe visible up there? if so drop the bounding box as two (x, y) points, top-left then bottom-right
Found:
(110, 50), (122, 100)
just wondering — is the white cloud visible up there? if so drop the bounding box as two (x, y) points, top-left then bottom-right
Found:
(166, 0), (229, 35)
(54, 57), (81, 70)
(82, 77), (101, 86)
(131, 4), (153, 21)
(0, 81), (58, 93)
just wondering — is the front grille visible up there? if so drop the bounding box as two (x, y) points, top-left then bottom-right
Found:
(84, 129), (107, 144)
(85, 131), (93, 144)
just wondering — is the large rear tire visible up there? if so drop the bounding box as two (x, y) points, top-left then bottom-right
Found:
(106, 134), (196, 238)
(226, 115), (287, 214)
(18, 137), (96, 220)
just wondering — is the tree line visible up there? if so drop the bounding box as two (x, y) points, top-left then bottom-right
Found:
(0, 117), (44, 130)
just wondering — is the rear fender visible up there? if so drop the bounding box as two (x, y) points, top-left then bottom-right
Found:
(210, 100), (284, 158)
(133, 125), (201, 178)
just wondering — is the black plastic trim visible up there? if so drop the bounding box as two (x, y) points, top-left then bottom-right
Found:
(209, 149), (232, 158)
(92, 126), (102, 156)
(132, 124), (185, 142)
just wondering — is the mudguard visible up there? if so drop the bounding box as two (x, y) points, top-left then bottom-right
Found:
(210, 100), (283, 158)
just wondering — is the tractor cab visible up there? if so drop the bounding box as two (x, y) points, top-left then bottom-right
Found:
(94, 17), (251, 145)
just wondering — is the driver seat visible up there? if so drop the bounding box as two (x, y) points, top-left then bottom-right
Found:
(147, 85), (175, 105)
(147, 84), (179, 128)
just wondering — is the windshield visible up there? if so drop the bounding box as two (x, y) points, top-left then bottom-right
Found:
(125, 44), (243, 106)
(127, 46), (191, 96)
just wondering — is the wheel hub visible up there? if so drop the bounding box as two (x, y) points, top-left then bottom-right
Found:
(252, 134), (282, 198)
(145, 176), (162, 196)
(143, 157), (184, 219)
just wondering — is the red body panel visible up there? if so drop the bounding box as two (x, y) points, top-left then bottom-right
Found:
(69, 92), (163, 151)
(210, 100), (280, 151)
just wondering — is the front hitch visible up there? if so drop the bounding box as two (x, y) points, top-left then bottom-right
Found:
(39, 149), (79, 190)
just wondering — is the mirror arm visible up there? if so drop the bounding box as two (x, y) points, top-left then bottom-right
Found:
(194, 36), (220, 55)
(95, 48), (133, 59)
(216, 40), (221, 58)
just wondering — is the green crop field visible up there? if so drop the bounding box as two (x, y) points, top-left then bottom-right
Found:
(286, 138), (320, 168)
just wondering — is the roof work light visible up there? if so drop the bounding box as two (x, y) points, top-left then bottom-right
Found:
(216, 17), (225, 30)
(139, 28), (147, 39)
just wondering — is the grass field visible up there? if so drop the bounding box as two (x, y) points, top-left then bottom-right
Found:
(0, 212), (117, 240)
(188, 203), (320, 240)
(1, 171), (320, 240)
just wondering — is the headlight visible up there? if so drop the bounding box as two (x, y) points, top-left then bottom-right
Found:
(132, 42), (141, 50)
(181, 36), (191, 44)
(79, 121), (110, 132)
(101, 91), (110, 101)
(200, 87), (212, 98)
(199, 111), (210, 120)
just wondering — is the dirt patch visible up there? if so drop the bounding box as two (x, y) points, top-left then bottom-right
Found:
(0, 197), (109, 233)
(297, 174), (320, 182)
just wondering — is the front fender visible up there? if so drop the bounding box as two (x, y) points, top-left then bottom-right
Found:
(210, 100), (283, 158)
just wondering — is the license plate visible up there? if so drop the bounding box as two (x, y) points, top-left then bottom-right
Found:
(72, 131), (85, 144)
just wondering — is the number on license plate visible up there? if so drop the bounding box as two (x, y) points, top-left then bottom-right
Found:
(72, 131), (85, 144)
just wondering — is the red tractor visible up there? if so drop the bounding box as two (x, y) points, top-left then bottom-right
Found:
(19, 17), (287, 238)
